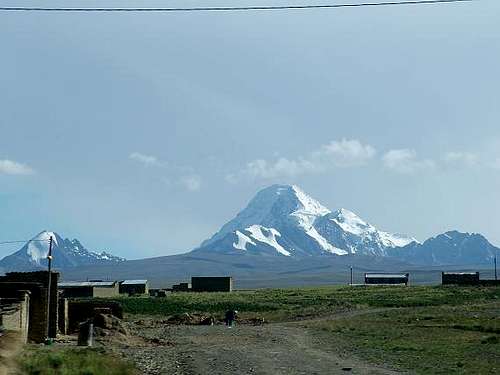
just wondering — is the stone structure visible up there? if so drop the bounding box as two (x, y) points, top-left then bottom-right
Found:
(191, 276), (233, 292)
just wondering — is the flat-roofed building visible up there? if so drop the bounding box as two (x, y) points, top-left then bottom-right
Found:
(191, 276), (233, 292)
(442, 272), (480, 285)
(59, 281), (119, 298)
(364, 273), (409, 286)
(119, 280), (149, 296)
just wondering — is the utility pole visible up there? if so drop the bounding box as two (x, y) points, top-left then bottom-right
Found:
(45, 236), (53, 344)
(350, 266), (353, 285)
(495, 251), (497, 281)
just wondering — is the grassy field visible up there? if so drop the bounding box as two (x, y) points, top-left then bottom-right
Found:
(115, 285), (500, 321)
(309, 301), (500, 374)
(18, 347), (136, 375)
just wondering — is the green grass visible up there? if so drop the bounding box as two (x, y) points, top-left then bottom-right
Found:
(310, 302), (500, 374)
(18, 347), (136, 375)
(114, 285), (500, 321)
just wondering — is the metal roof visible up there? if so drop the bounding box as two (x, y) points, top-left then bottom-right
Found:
(59, 281), (116, 288)
(120, 280), (148, 285)
(365, 274), (408, 278)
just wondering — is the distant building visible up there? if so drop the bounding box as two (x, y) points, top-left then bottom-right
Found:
(364, 273), (409, 286)
(58, 281), (120, 298)
(191, 276), (233, 292)
(119, 280), (149, 296)
(442, 272), (480, 285)
(172, 282), (191, 292)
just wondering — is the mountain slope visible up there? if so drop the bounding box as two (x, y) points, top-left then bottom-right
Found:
(0, 231), (125, 272)
(194, 184), (416, 257)
(389, 230), (499, 266)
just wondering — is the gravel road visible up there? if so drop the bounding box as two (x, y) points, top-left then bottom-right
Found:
(114, 314), (403, 375)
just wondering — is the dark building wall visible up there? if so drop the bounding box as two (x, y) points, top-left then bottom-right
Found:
(365, 274), (409, 285)
(0, 271), (59, 341)
(119, 283), (148, 295)
(191, 277), (233, 292)
(442, 272), (480, 285)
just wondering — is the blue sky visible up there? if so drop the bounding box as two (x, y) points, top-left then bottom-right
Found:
(1, 0), (499, 259)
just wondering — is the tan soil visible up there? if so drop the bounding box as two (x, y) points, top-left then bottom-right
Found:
(109, 311), (405, 375)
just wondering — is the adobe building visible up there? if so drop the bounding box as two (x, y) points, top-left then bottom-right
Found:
(119, 280), (149, 296)
(0, 271), (59, 343)
(0, 290), (30, 343)
(364, 273), (409, 286)
(191, 276), (233, 292)
(59, 281), (120, 298)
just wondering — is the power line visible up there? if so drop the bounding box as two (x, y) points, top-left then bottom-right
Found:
(0, 0), (474, 13)
(0, 239), (50, 246)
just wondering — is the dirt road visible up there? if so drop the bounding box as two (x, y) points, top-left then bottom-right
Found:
(116, 316), (403, 375)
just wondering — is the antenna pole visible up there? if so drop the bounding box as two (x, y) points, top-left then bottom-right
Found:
(45, 236), (54, 344)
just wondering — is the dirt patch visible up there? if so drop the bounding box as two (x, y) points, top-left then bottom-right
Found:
(112, 315), (403, 375)
(0, 331), (22, 375)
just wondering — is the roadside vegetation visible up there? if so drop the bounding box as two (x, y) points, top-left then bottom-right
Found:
(17, 347), (136, 375)
(115, 285), (500, 321)
(309, 301), (500, 374)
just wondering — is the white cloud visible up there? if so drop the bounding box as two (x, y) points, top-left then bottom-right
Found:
(0, 159), (34, 175)
(180, 175), (202, 192)
(227, 139), (376, 182)
(443, 152), (479, 167)
(129, 152), (161, 167)
(313, 139), (377, 168)
(382, 149), (435, 174)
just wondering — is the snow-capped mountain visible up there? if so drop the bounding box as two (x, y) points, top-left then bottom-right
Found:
(0, 231), (125, 272)
(388, 230), (499, 266)
(194, 184), (417, 257)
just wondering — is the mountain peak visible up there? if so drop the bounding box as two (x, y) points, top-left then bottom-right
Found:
(196, 184), (414, 257)
(0, 231), (125, 272)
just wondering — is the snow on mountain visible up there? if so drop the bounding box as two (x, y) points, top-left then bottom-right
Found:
(194, 184), (416, 257)
(388, 230), (499, 265)
(0, 231), (125, 272)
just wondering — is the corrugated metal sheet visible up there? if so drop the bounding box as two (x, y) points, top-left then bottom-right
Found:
(120, 280), (148, 285)
(59, 281), (116, 288)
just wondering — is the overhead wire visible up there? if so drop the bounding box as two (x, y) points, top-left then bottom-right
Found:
(0, 0), (474, 13)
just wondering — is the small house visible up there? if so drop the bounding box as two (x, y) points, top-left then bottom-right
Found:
(364, 273), (409, 286)
(191, 276), (233, 292)
(59, 281), (120, 298)
(442, 272), (480, 285)
(119, 280), (149, 296)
